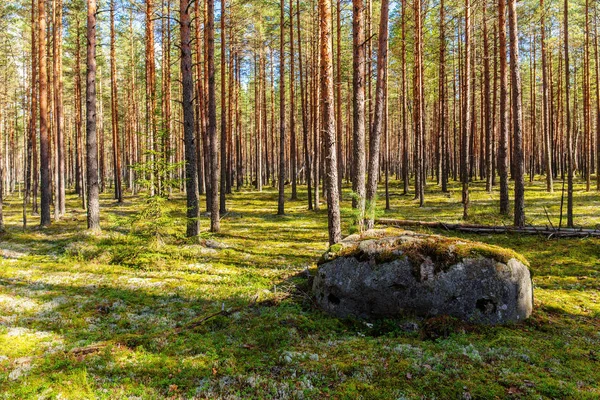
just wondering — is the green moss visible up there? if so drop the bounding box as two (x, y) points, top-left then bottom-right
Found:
(0, 178), (598, 398)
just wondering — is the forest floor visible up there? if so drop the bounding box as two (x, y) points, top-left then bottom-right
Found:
(0, 178), (599, 399)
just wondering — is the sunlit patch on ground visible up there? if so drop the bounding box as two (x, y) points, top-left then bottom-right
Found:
(0, 178), (598, 398)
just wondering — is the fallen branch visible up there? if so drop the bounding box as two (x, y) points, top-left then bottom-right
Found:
(377, 219), (600, 238)
(176, 295), (258, 333)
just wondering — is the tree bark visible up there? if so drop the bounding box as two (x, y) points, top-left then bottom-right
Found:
(86, 0), (100, 231)
(541, 0), (553, 193)
(318, 0), (341, 244)
(564, 0), (573, 228)
(110, 0), (122, 203)
(53, 0), (65, 217)
(297, 0), (312, 210)
(38, 0), (51, 226)
(180, 0), (200, 237)
(365, 0), (389, 229)
(278, 0), (286, 215)
(462, 0), (471, 220)
(207, 0), (220, 232)
(498, 0), (510, 215)
(351, 0), (366, 229)
(508, 0), (525, 227)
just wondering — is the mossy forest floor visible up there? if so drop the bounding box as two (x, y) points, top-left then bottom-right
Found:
(0, 178), (599, 399)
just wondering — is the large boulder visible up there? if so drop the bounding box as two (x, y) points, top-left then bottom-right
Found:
(313, 230), (533, 325)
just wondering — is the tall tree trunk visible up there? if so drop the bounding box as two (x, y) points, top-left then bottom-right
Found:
(318, 0), (341, 244)
(413, 0), (425, 205)
(86, 0), (100, 231)
(28, 0), (37, 216)
(564, 0), (573, 227)
(297, 0), (312, 210)
(290, 0), (298, 201)
(401, 0), (408, 195)
(220, 0), (227, 213)
(583, 0), (591, 191)
(541, 0), (553, 193)
(508, 0), (525, 227)
(462, 0), (471, 220)
(207, 0), (220, 232)
(180, 0), (200, 237)
(351, 0), (366, 228)
(53, 0), (65, 217)
(498, 0), (509, 215)
(110, 0), (122, 203)
(146, 0), (157, 196)
(595, 5), (600, 191)
(335, 0), (343, 197)
(278, 0), (286, 215)
(38, 0), (51, 226)
(439, 0), (448, 193)
(365, 0), (389, 229)
(194, 0), (205, 195)
(483, 0), (492, 193)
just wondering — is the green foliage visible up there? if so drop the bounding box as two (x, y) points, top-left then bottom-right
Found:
(131, 129), (183, 197)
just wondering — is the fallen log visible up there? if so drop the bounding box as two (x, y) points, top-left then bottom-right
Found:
(377, 218), (600, 238)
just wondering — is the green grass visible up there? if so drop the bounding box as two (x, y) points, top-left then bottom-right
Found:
(0, 177), (599, 399)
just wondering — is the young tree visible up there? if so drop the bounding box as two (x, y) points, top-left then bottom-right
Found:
(86, 0), (100, 231)
(365, 0), (389, 229)
(180, 0), (200, 237)
(508, 0), (525, 227)
(352, 0), (366, 230)
(318, 0), (341, 244)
